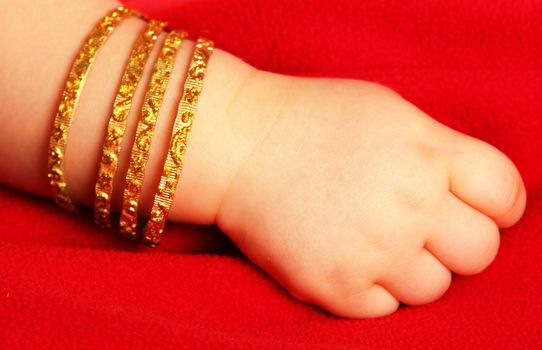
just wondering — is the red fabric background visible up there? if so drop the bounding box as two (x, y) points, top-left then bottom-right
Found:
(1, 0), (541, 348)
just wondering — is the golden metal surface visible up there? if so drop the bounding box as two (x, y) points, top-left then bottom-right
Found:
(47, 6), (134, 211)
(94, 20), (166, 228)
(142, 37), (214, 247)
(119, 31), (187, 239)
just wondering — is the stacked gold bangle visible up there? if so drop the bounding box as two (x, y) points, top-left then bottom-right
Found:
(143, 38), (214, 247)
(120, 30), (187, 239)
(47, 6), (214, 247)
(48, 7), (135, 211)
(95, 19), (166, 228)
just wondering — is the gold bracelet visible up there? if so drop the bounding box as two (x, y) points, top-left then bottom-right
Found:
(94, 20), (166, 228)
(119, 30), (187, 239)
(142, 38), (214, 247)
(47, 6), (135, 211)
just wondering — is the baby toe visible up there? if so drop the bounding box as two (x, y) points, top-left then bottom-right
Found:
(426, 194), (500, 275)
(448, 134), (526, 228)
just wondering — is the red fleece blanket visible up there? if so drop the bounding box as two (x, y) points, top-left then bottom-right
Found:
(1, 0), (541, 348)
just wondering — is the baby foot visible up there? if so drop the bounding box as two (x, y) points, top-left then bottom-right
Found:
(212, 71), (527, 318)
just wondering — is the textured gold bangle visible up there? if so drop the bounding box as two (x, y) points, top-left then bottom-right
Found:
(94, 20), (167, 228)
(47, 6), (135, 211)
(142, 38), (214, 247)
(119, 30), (187, 238)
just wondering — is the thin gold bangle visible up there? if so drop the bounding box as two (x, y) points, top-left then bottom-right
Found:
(142, 38), (214, 247)
(47, 6), (135, 211)
(119, 30), (187, 239)
(94, 20), (167, 228)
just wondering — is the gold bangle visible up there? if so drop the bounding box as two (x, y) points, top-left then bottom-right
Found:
(142, 38), (214, 247)
(119, 30), (187, 239)
(94, 20), (167, 228)
(47, 6), (135, 211)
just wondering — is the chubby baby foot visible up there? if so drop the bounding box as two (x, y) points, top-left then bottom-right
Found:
(214, 71), (527, 318)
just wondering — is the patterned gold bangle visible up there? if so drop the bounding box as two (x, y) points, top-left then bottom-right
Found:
(94, 20), (167, 228)
(119, 30), (187, 239)
(47, 6), (135, 211)
(142, 38), (214, 247)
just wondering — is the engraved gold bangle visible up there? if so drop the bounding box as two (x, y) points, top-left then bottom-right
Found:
(119, 31), (187, 239)
(94, 20), (167, 228)
(47, 6), (135, 211)
(142, 38), (214, 247)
